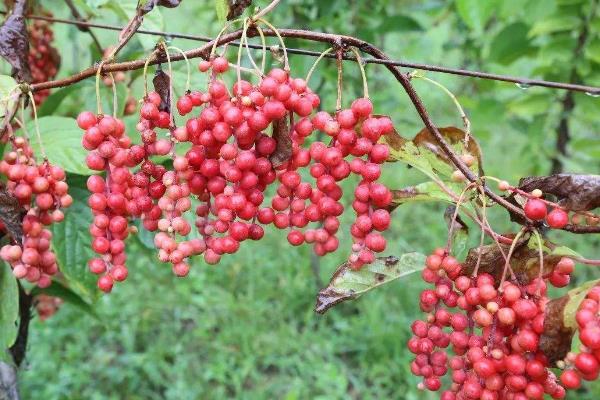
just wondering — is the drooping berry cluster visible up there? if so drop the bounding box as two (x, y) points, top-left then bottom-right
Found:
(78, 54), (394, 291)
(409, 249), (571, 399)
(35, 293), (63, 321)
(28, 17), (59, 106)
(560, 284), (600, 389)
(0, 136), (71, 287)
(79, 112), (137, 292)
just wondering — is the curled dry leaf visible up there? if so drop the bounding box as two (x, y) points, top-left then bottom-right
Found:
(269, 113), (292, 168)
(412, 126), (483, 174)
(227, 0), (253, 20)
(138, 0), (182, 15)
(0, 0), (31, 82)
(539, 296), (574, 366)
(539, 280), (600, 365)
(152, 69), (171, 113)
(462, 239), (562, 284)
(315, 253), (425, 314)
(518, 174), (600, 212)
(0, 187), (25, 242)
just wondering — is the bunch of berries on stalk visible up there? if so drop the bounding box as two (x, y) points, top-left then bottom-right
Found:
(34, 293), (63, 321)
(406, 248), (586, 399)
(78, 111), (139, 292)
(28, 16), (59, 106)
(559, 284), (600, 390)
(0, 136), (72, 287)
(77, 52), (394, 292)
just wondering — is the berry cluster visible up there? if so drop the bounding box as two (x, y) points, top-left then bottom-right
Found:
(35, 293), (63, 321)
(0, 136), (71, 287)
(28, 17), (59, 106)
(560, 284), (600, 389)
(78, 54), (394, 291)
(409, 248), (573, 399)
(524, 199), (569, 229)
(79, 112), (137, 292)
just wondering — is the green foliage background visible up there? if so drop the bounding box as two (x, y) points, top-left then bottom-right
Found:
(2, 0), (600, 398)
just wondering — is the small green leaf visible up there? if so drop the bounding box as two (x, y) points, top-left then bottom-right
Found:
(488, 23), (536, 65)
(37, 85), (82, 117)
(31, 280), (98, 319)
(550, 246), (582, 259)
(529, 16), (580, 37)
(215, 0), (229, 23)
(0, 75), (19, 123)
(455, 0), (495, 32)
(26, 116), (92, 176)
(51, 184), (99, 302)
(315, 253), (426, 314)
(0, 263), (19, 350)
(380, 15), (423, 32)
(390, 181), (464, 208)
(563, 279), (600, 329)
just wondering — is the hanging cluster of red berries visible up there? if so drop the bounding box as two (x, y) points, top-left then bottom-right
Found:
(560, 284), (600, 390)
(34, 293), (63, 321)
(0, 136), (72, 287)
(77, 54), (394, 291)
(407, 248), (585, 399)
(28, 17), (59, 106)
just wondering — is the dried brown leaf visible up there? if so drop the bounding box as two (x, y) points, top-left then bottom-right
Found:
(269, 114), (292, 168)
(152, 69), (170, 113)
(518, 174), (600, 212)
(0, 187), (24, 242)
(0, 0), (31, 82)
(539, 296), (574, 366)
(227, 0), (253, 20)
(462, 239), (561, 284)
(413, 126), (483, 172)
(138, 0), (182, 15)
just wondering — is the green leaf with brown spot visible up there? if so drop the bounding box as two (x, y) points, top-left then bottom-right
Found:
(563, 279), (600, 329)
(315, 253), (426, 314)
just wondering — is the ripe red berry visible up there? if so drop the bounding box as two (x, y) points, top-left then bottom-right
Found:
(524, 199), (547, 220)
(546, 208), (569, 229)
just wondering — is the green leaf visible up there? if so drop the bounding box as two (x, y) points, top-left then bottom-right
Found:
(0, 75), (19, 123)
(37, 85), (83, 117)
(215, 0), (229, 23)
(26, 116), (92, 176)
(390, 181), (463, 208)
(508, 94), (553, 118)
(315, 253), (426, 314)
(584, 38), (600, 64)
(489, 23), (536, 65)
(455, 0), (495, 32)
(550, 246), (583, 259)
(0, 263), (19, 350)
(51, 184), (99, 302)
(529, 16), (580, 37)
(563, 279), (600, 329)
(380, 15), (423, 32)
(31, 280), (98, 319)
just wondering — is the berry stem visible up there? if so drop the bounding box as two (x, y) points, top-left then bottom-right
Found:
(410, 70), (471, 143)
(108, 72), (118, 117)
(305, 47), (333, 85)
(26, 91), (47, 160)
(499, 228), (527, 288)
(236, 19), (250, 95)
(255, 18), (289, 71)
(167, 46), (191, 92)
(241, 19), (265, 77)
(349, 47), (369, 99)
(251, 0), (281, 21)
(446, 182), (475, 252)
(210, 19), (242, 59)
(532, 229), (545, 295)
(95, 60), (108, 115)
(336, 47), (343, 111)
(142, 49), (157, 97)
(161, 42), (176, 128)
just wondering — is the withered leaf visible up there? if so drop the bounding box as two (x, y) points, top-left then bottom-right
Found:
(376, 115), (406, 161)
(518, 174), (600, 211)
(138, 0), (182, 15)
(413, 126), (483, 173)
(0, 0), (31, 82)
(152, 69), (170, 113)
(0, 187), (24, 242)
(315, 253), (425, 314)
(269, 114), (292, 168)
(462, 239), (562, 285)
(227, 0), (253, 20)
(539, 296), (574, 366)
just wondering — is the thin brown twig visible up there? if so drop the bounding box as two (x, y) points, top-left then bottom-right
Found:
(10, 12), (600, 95)
(63, 0), (103, 53)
